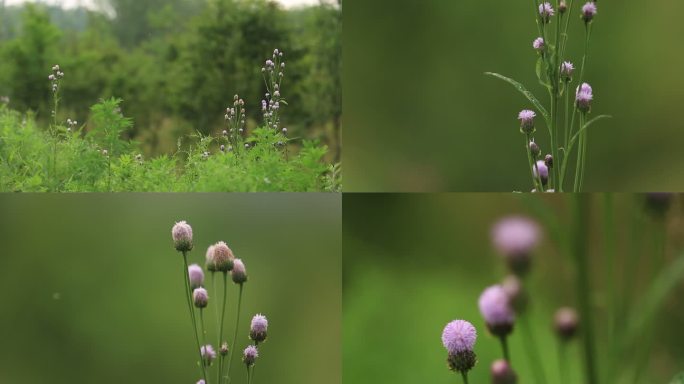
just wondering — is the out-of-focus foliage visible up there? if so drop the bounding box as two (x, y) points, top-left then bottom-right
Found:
(0, 0), (341, 161)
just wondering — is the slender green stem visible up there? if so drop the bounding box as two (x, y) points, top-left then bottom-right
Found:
(200, 308), (208, 347)
(226, 283), (244, 381)
(525, 134), (544, 191)
(558, 341), (568, 384)
(247, 366), (253, 384)
(573, 113), (585, 192)
(572, 195), (598, 384)
(182, 252), (208, 384)
(521, 315), (547, 384)
(499, 335), (510, 362)
(218, 272), (229, 384)
(461, 371), (469, 384)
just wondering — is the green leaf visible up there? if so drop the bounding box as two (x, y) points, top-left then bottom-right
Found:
(567, 115), (612, 151)
(484, 72), (549, 122)
(623, 253), (684, 348)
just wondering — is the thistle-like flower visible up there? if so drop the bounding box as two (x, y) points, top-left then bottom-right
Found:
(201, 344), (216, 366)
(188, 264), (204, 289)
(560, 61), (574, 81)
(532, 37), (545, 52)
(172, 221), (193, 252)
(250, 314), (269, 343)
(193, 287), (208, 308)
(491, 216), (540, 275)
(209, 241), (235, 272)
(441, 320), (477, 374)
(243, 345), (259, 367)
(231, 259), (248, 284)
(581, 2), (597, 23)
(576, 82), (593, 113)
(205, 244), (217, 272)
(533, 160), (549, 186)
(220, 342), (229, 356)
(559, 0), (567, 14)
(518, 110), (536, 134)
(538, 2), (554, 23)
(478, 285), (515, 337)
(554, 307), (579, 341)
(491, 359), (518, 384)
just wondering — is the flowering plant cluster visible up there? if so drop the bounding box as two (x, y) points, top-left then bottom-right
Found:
(172, 221), (270, 384)
(0, 48), (338, 192)
(487, 1), (609, 192)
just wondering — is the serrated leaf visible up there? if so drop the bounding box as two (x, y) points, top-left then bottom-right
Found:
(484, 72), (549, 122)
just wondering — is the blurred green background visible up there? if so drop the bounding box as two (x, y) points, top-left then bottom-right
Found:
(343, 193), (684, 383)
(343, 1), (684, 191)
(0, 193), (341, 383)
(0, 0), (341, 161)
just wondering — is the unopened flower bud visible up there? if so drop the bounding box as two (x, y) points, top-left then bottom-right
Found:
(518, 110), (536, 134)
(529, 141), (540, 157)
(558, 1), (567, 14)
(491, 359), (517, 384)
(188, 264), (204, 289)
(538, 2), (555, 23)
(210, 241), (235, 272)
(544, 154), (553, 168)
(533, 160), (549, 186)
(220, 342), (229, 356)
(479, 285), (515, 337)
(554, 307), (579, 341)
(193, 287), (208, 308)
(533, 37), (545, 52)
(231, 259), (247, 284)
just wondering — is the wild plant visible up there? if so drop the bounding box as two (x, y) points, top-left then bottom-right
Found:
(440, 194), (684, 384)
(0, 48), (335, 192)
(172, 221), (270, 384)
(487, 1), (609, 192)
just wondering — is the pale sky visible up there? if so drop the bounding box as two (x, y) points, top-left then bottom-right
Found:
(4, 0), (330, 10)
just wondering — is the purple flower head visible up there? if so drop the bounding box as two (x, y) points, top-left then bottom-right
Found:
(188, 264), (204, 289)
(559, 0), (567, 14)
(441, 320), (477, 354)
(205, 245), (217, 272)
(220, 342), (229, 356)
(554, 307), (579, 341)
(231, 258), (248, 284)
(201, 344), (216, 366)
(210, 241), (235, 272)
(518, 110), (536, 134)
(491, 359), (518, 384)
(560, 61), (574, 80)
(172, 221), (193, 252)
(491, 216), (541, 264)
(243, 345), (259, 366)
(538, 2), (554, 23)
(532, 37), (545, 51)
(250, 314), (269, 343)
(193, 287), (208, 308)
(576, 82), (593, 112)
(197, 380), (205, 384)
(581, 2), (597, 23)
(534, 160), (549, 186)
(478, 285), (515, 336)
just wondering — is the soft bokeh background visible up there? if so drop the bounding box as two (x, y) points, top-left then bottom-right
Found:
(343, 1), (684, 191)
(0, 193), (341, 384)
(343, 193), (684, 383)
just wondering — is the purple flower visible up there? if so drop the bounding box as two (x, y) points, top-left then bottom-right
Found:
(554, 307), (579, 341)
(518, 110), (536, 134)
(560, 61), (574, 80)
(491, 359), (517, 384)
(197, 380), (205, 384)
(581, 2), (597, 23)
(441, 320), (477, 354)
(478, 285), (515, 336)
(538, 2), (554, 23)
(532, 37), (545, 51)
(201, 344), (216, 366)
(193, 287), (208, 308)
(576, 82), (593, 112)
(231, 259), (248, 284)
(209, 241), (235, 272)
(491, 216), (541, 261)
(559, 0), (567, 14)
(534, 160), (549, 186)
(205, 245), (217, 272)
(243, 345), (259, 366)
(188, 264), (204, 289)
(172, 221), (193, 252)
(250, 314), (269, 343)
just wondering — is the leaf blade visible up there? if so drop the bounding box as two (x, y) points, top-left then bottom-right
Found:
(484, 72), (549, 122)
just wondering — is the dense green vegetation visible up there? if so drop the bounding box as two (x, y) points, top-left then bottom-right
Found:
(0, 0), (341, 191)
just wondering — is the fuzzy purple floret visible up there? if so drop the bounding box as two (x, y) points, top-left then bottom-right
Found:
(231, 259), (248, 284)
(518, 110), (536, 124)
(197, 381), (205, 384)
(172, 221), (193, 251)
(533, 37), (545, 50)
(491, 216), (540, 258)
(251, 314), (268, 333)
(193, 287), (208, 308)
(576, 82), (593, 111)
(188, 264), (204, 289)
(582, 2), (597, 21)
(561, 61), (574, 78)
(441, 319), (477, 354)
(478, 285), (515, 326)
(538, 2), (554, 18)
(201, 344), (216, 361)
